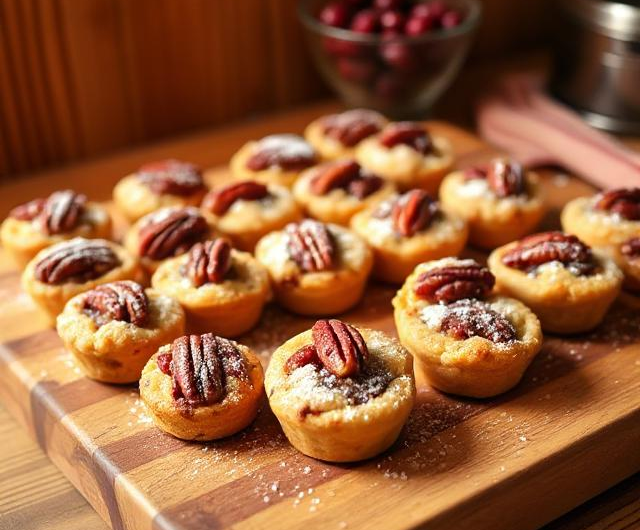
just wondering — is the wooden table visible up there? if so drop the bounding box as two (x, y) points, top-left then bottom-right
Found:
(1, 100), (639, 530)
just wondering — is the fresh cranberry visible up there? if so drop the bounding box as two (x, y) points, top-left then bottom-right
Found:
(350, 9), (379, 33)
(337, 57), (376, 83)
(374, 0), (404, 10)
(323, 36), (363, 57)
(404, 14), (434, 36)
(428, 0), (447, 19)
(380, 10), (405, 32)
(381, 41), (415, 70)
(440, 10), (462, 28)
(410, 3), (433, 18)
(319, 2), (352, 28)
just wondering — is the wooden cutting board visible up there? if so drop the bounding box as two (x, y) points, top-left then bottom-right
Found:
(1, 121), (639, 530)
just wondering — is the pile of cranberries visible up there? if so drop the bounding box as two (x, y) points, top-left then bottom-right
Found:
(318, 0), (464, 38)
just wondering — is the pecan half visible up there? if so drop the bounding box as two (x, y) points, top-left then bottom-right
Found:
(284, 344), (321, 375)
(34, 239), (120, 285)
(440, 300), (516, 343)
(138, 208), (209, 260)
(321, 109), (384, 147)
(169, 333), (248, 407)
(415, 262), (495, 303)
(621, 237), (640, 259)
(486, 159), (526, 197)
(39, 190), (87, 235)
(137, 159), (205, 196)
(310, 160), (383, 199)
(594, 188), (640, 220)
(379, 122), (432, 155)
(185, 239), (232, 287)
(246, 134), (316, 171)
(286, 220), (335, 272)
(9, 198), (46, 221)
(83, 281), (148, 327)
(392, 190), (438, 237)
(202, 181), (269, 216)
(501, 231), (596, 275)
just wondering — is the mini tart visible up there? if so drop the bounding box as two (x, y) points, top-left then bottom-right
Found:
(254, 220), (373, 316)
(292, 159), (395, 226)
(439, 161), (546, 249)
(201, 181), (302, 252)
(113, 159), (207, 222)
(488, 233), (623, 334)
(57, 282), (185, 383)
(355, 122), (454, 194)
(152, 240), (271, 336)
(265, 322), (415, 462)
(1, 190), (112, 268)
(561, 189), (640, 250)
(350, 190), (468, 284)
(230, 134), (317, 188)
(124, 206), (216, 274)
(610, 238), (640, 305)
(140, 335), (264, 441)
(304, 109), (388, 160)
(22, 238), (144, 326)
(392, 258), (543, 398)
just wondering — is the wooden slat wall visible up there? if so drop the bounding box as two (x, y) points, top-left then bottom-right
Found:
(0, 0), (552, 179)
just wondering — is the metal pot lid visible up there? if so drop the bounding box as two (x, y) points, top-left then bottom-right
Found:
(562, 0), (640, 40)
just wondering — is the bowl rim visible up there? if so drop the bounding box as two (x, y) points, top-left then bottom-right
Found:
(298, 0), (482, 44)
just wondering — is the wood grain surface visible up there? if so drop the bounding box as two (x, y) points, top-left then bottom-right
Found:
(0, 113), (639, 530)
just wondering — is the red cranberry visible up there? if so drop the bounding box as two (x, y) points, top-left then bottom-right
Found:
(381, 41), (415, 70)
(374, 0), (404, 10)
(319, 2), (352, 28)
(380, 10), (405, 32)
(404, 15), (434, 36)
(337, 57), (376, 83)
(350, 9), (379, 33)
(410, 3), (432, 18)
(428, 0), (447, 19)
(323, 36), (363, 57)
(440, 10), (462, 28)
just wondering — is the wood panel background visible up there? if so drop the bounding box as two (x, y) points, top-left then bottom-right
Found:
(0, 0), (552, 178)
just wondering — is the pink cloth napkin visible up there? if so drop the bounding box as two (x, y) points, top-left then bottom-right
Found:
(475, 74), (640, 189)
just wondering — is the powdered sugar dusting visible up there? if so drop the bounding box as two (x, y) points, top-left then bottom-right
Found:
(257, 135), (314, 160)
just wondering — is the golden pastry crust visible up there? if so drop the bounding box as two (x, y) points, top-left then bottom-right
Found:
(57, 288), (185, 383)
(206, 184), (302, 252)
(124, 207), (217, 274)
(230, 136), (316, 188)
(355, 134), (453, 194)
(151, 249), (271, 336)
(488, 243), (623, 334)
(612, 244), (640, 294)
(0, 202), (112, 268)
(22, 239), (145, 326)
(440, 170), (546, 249)
(393, 259), (543, 397)
(304, 110), (388, 160)
(255, 223), (373, 315)
(140, 342), (264, 441)
(113, 174), (207, 223)
(561, 196), (640, 249)
(350, 201), (468, 284)
(265, 327), (415, 462)
(293, 162), (395, 226)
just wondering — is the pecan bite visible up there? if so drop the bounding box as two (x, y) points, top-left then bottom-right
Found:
(310, 160), (383, 199)
(34, 240), (120, 285)
(138, 208), (209, 260)
(321, 110), (385, 147)
(184, 239), (232, 287)
(201, 181), (269, 216)
(246, 134), (316, 172)
(415, 262), (495, 303)
(391, 190), (438, 237)
(285, 319), (368, 378)
(285, 220), (335, 272)
(162, 334), (248, 408)
(501, 231), (596, 275)
(486, 159), (526, 197)
(440, 299), (516, 343)
(594, 188), (640, 221)
(9, 198), (46, 221)
(137, 159), (205, 196)
(379, 122), (432, 155)
(82, 281), (148, 327)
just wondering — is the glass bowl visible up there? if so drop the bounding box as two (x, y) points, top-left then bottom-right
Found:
(298, 0), (481, 118)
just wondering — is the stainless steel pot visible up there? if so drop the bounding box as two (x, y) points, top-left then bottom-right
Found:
(550, 0), (640, 134)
